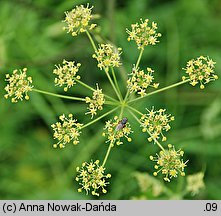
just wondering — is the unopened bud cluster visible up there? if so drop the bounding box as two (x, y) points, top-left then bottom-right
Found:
(92, 44), (122, 70)
(126, 18), (161, 50)
(140, 108), (174, 143)
(85, 84), (105, 118)
(186, 172), (205, 195)
(51, 114), (83, 148)
(76, 160), (111, 196)
(133, 172), (164, 197)
(4, 68), (33, 103)
(103, 116), (133, 145)
(53, 60), (81, 92)
(63, 4), (96, 36)
(150, 144), (187, 182)
(182, 56), (218, 89)
(127, 66), (159, 97)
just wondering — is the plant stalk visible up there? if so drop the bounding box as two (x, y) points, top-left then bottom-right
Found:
(32, 88), (86, 101)
(128, 79), (190, 104)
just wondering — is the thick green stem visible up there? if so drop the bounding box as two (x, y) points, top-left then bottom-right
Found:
(32, 88), (86, 101)
(128, 108), (165, 151)
(128, 79), (190, 104)
(81, 106), (119, 129)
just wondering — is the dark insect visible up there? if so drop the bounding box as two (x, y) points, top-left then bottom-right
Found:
(116, 117), (128, 131)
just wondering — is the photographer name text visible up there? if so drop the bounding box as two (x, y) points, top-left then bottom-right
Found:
(2, 202), (116, 213)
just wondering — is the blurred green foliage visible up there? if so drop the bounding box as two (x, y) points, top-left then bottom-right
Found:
(0, 0), (221, 199)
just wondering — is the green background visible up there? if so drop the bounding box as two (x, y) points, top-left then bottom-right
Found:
(0, 0), (221, 199)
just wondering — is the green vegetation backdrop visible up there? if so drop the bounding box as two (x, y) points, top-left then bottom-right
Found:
(0, 0), (221, 199)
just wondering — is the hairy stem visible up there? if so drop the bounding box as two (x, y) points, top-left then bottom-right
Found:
(128, 79), (190, 104)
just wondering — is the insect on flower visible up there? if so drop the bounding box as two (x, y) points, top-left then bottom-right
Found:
(116, 117), (128, 131)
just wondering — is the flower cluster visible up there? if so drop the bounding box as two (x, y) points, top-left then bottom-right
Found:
(51, 114), (83, 148)
(92, 44), (122, 70)
(85, 84), (105, 118)
(182, 56), (218, 89)
(53, 60), (81, 92)
(103, 116), (133, 145)
(4, 68), (33, 103)
(150, 144), (188, 182)
(127, 66), (159, 97)
(63, 4), (96, 36)
(76, 160), (111, 196)
(140, 108), (174, 143)
(126, 18), (161, 50)
(5, 3), (220, 196)
(186, 172), (205, 195)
